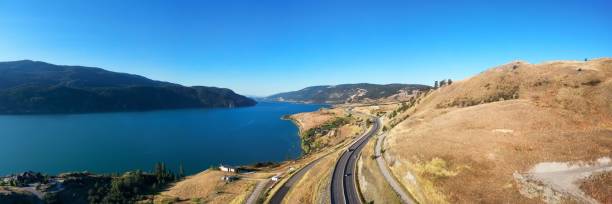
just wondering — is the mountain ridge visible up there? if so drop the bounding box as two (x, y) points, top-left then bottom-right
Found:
(0, 60), (256, 114)
(265, 83), (431, 104)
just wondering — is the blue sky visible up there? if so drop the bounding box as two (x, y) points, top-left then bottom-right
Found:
(1, 0), (611, 96)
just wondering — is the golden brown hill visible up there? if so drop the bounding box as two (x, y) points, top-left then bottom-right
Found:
(383, 58), (612, 203)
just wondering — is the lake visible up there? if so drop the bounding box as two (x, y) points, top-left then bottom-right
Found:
(0, 102), (324, 175)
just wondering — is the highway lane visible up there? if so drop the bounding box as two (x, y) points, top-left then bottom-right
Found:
(331, 117), (380, 204)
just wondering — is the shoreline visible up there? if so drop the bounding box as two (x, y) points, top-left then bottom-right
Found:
(281, 114), (305, 136)
(281, 113), (310, 157)
(0, 101), (321, 177)
(2, 109), (317, 178)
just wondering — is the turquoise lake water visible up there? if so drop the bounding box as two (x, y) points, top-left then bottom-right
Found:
(0, 102), (324, 175)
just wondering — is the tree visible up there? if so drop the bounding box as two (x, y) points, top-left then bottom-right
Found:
(434, 81), (439, 89)
(440, 79), (446, 87)
(447, 79), (453, 85)
(178, 162), (185, 178)
(43, 192), (59, 204)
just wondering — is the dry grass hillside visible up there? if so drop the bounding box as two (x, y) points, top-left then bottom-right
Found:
(156, 170), (257, 204)
(384, 58), (612, 203)
(290, 108), (366, 154)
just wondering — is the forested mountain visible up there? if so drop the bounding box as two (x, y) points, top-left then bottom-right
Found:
(0, 60), (256, 114)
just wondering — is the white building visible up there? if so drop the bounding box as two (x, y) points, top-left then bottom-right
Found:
(219, 164), (238, 173)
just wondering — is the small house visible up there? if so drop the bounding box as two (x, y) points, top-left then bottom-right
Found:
(219, 164), (238, 173)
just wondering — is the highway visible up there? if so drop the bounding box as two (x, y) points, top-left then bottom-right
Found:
(331, 117), (380, 204)
(269, 156), (325, 204)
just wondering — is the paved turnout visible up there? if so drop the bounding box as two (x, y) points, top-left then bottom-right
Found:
(269, 156), (326, 204)
(375, 132), (416, 204)
(245, 179), (269, 204)
(331, 117), (380, 204)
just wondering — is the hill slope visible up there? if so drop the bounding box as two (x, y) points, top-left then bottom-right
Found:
(382, 58), (611, 203)
(266, 83), (430, 104)
(0, 60), (256, 114)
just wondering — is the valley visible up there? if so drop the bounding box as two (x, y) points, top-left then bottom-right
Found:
(1, 58), (610, 204)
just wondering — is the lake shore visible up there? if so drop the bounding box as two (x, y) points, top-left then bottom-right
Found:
(0, 104), (362, 203)
(0, 102), (324, 176)
(157, 106), (371, 203)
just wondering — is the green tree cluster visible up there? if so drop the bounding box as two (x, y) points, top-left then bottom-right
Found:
(435, 79), (452, 89)
(301, 117), (350, 153)
(87, 162), (178, 204)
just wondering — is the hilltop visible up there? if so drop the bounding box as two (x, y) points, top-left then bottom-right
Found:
(0, 60), (256, 114)
(379, 58), (611, 203)
(265, 83), (430, 104)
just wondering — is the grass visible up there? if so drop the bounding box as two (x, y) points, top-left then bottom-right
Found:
(151, 106), (368, 204)
(301, 116), (351, 153)
(580, 171), (612, 204)
(158, 170), (256, 204)
(260, 108), (371, 203)
(357, 136), (402, 204)
(228, 183), (253, 204)
(384, 58), (612, 203)
(412, 157), (458, 180)
(291, 108), (367, 155)
(283, 151), (339, 204)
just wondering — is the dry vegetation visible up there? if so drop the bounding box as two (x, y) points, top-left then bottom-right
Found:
(272, 107), (369, 203)
(283, 151), (341, 204)
(157, 170), (256, 204)
(357, 136), (402, 204)
(289, 108), (366, 154)
(384, 58), (612, 203)
(156, 107), (370, 204)
(350, 103), (399, 119)
(290, 108), (345, 132)
(580, 171), (612, 203)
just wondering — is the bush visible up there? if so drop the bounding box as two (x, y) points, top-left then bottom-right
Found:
(43, 193), (60, 204)
(87, 163), (176, 204)
(388, 110), (397, 118)
(301, 117), (351, 154)
(254, 161), (276, 168)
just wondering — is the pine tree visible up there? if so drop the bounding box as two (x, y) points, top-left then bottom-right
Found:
(179, 162), (185, 178)
(447, 79), (452, 85)
(434, 81), (439, 89)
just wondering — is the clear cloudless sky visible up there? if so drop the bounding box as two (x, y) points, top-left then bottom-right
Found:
(1, 0), (611, 96)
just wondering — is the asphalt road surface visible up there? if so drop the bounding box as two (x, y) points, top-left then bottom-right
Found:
(269, 156), (326, 204)
(331, 117), (380, 204)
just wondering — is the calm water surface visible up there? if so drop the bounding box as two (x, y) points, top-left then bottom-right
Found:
(0, 102), (324, 175)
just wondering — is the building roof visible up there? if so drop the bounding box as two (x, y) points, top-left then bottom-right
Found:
(219, 164), (238, 169)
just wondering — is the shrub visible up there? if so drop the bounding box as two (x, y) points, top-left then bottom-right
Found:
(87, 163), (176, 204)
(301, 117), (350, 154)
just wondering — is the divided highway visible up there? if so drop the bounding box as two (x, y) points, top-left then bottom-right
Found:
(331, 117), (381, 204)
(268, 113), (380, 204)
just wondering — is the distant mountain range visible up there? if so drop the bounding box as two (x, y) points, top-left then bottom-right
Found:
(265, 83), (431, 104)
(0, 60), (256, 114)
